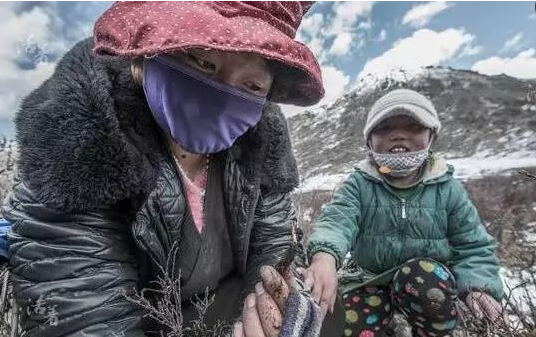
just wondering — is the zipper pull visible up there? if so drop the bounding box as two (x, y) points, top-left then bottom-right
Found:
(401, 198), (407, 219)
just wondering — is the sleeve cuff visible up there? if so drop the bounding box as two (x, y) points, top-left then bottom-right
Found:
(307, 245), (342, 270)
(457, 284), (505, 302)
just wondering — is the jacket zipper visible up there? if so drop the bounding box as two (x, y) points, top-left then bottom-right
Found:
(401, 198), (407, 219)
(398, 197), (408, 264)
(223, 154), (260, 275)
(241, 185), (259, 274)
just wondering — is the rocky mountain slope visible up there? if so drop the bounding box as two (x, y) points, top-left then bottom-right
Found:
(288, 67), (536, 189)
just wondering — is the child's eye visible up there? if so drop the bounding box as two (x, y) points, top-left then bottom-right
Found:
(409, 123), (426, 131)
(374, 126), (390, 133)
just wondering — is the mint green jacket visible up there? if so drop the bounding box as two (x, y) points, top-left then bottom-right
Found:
(307, 156), (504, 300)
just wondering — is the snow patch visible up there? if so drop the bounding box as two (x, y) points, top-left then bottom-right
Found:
(297, 173), (349, 193)
(480, 97), (501, 109)
(521, 104), (536, 111)
(349, 67), (452, 98)
(297, 153), (536, 193)
(501, 266), (536, 315)
(324, 139), (343, 150)
(449, 152), (536, 180)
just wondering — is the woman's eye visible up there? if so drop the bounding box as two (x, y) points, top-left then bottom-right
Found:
(188, 54), (216, 73)
(198, 59), (215, 71)
(244, 81), (264, 94)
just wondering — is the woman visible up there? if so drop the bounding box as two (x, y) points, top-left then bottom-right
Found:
(2, 2), (325, 336)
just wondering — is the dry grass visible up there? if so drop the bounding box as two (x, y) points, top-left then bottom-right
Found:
(123, 245), (231, 337)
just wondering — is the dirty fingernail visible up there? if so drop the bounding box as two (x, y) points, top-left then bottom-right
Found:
(246, 293), (256, 308)
(260, 266), (272, 280)
(255, 282), (265, 295)
(321, 305), (328, 320)
(233, 322), (243, 336)
(304, 278), (314, 289)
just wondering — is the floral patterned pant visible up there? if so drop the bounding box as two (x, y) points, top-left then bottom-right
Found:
(342, 258), (458, 337)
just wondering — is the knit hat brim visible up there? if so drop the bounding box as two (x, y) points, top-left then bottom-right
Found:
(363, 103), (441, 141)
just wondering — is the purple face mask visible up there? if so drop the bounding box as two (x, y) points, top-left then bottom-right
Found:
(142, 56), (266, 154)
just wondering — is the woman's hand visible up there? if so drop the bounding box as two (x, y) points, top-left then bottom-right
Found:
(297, 252), (338, 318)
(466, 291), (504, 323)
(233, 266), (290, 337)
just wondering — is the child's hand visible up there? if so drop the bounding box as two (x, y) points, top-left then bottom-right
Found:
(297, 252), (338, 319)
(466, 291), (503, 323)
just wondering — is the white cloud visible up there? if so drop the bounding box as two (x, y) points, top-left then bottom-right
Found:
(530, 13), (536, 20)
(323, 2), (375, 57)
(358, 28), (476, 79)
(460, 44), (484, 57)
(377, 29), (387, 42)
(0, 4), (63, 122)
(472, 49), (536, 79)
(280, 65), (350, 116)
(358, 20), (372, 31)
(402, 1), (452, 28)
(298, 3), (375, 60)
(519, 49), (536, 58)
(298, 2), (375, 59)
(296, 12), (327, 62)
(501, 32), (524, 53)
(329, 1), (375, 36)
(328, 33), (353, 56)
(298, 12), (324, 39)
(0, 3), (107, 132)
(316, 65), (350, 105)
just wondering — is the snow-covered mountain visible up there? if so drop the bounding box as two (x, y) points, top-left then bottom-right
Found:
(288, 67), (536, 191)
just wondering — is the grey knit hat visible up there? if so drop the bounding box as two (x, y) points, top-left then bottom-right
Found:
(363, 89), (441, 141)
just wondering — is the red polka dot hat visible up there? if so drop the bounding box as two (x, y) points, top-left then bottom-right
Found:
(93, 1), (324, 106)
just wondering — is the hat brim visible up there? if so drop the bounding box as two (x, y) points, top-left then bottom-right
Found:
(93, 2), (324, 107)
(364, 104), (440, 140)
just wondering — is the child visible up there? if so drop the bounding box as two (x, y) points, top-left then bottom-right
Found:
(302, 89), (504, 337)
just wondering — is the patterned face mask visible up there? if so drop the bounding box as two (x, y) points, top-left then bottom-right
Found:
(370, 145), (431, 177)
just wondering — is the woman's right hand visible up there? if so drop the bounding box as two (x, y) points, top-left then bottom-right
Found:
(233, 266), (290, 337)
(297, 252), (338, 318)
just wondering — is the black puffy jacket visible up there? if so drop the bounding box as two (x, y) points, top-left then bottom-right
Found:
(2, 38), (300, 337)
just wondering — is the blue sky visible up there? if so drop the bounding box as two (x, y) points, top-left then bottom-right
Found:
(1, 1), (535, 138)
(322, 2), (535, 78)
